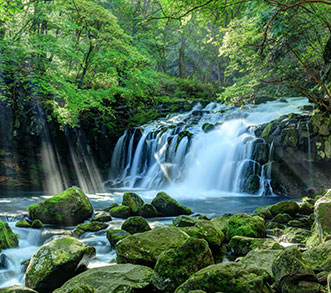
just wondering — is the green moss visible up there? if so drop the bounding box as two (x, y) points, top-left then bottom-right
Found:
(269, 201), (299, 216)
(109, 205), (131, 218)
(121, 216), (151, 234)
(122, 192), (144, 215)
(31, 220), (44, 229)
(106, 229), (131, 246)
(140, 203), (159, 218)
(176, 131), (193, 149)
(16, 220), (31, 228)
(76, 221), (108, 232)
(0, 221), (19, 252)
(202, 123), (215, 133)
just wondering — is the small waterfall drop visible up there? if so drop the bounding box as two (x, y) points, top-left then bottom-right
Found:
(108, 97), (312, 196)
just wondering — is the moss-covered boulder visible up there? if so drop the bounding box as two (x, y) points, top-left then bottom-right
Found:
(140, 203), (159, 218)
(53, 264), (154, 293)
(272, 247), (317, 292)
(210, 214), (232, 234)
(27, 187), (93, 226)
(314, 191), (331, 242)
(279, 227), (312, 245)
(116, 227), (189, 267)
(226, 213), (266, 241)
(173, 215), (197, 227)
(91, 211), (111, 222)
(253, 206), (273, 220)
(25, 236), (96, 293)
(31, 219), (44, 229)
(102, 203), (119, 212)
(0, 286), (38, 293)
(0, 221), (19, 252)
(270, 213), (292, 224)
(241, 250), (283, 277)
(299, 201), (314, 215)
(202, 123), (215, 133)
(153, 238), (214, 292)
(121, 216), (151, 234)
(67, 285), (94, 293)
(193, 220), (224, 249)
(303, 240), (331, 272)
(228, 236), (283, 256)
(151, 192), (192, 216)
(106, 229), (131, 247)
(270, 201), (299, 217)
(15, 220), (31, 228)
(175, 262), (272, 293)
(76, 221), (108, 232)
(109, 205), (131, 219)
(122, 192), (144, 215)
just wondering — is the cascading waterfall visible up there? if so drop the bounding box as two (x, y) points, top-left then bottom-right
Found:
(108, 97), (312, 196)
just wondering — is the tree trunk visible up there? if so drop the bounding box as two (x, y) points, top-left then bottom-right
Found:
(179, 33), (186, 78)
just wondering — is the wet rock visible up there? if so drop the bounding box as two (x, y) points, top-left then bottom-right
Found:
(0, 221), (18, 252)
(314, 190), (331, 242)
(76, 221), (108, 232)
(270, 213), (292, 224)
(175, 262), (272, 293)
(211, 214), (232, 234)
(121, 216), (151, 234)
(281, 281), (321, 293)
(27, 186), (93, 226)
(122, 192), (144, 215)
(91, 211), (111, 222)
(53, 264), (154, 293)
(202, 123), (215, 133)
(266, 221), (285, 230)
(0, 286), (38, 293)
(228, 236), (283, 256)
(116, 227), (189, 267)
(109, 205), (131, 219)
(303, 240), (331, 272)
(272, 247), (317, 292)
(279, 227), (312, 246)
(102, 203), (119, 212)
(173, 215), (196, 227)
(299, 200), (314, 215)
(31, 219), (44, 229)
(226, 213), (266, 241)
(153, 238), (214, 292)
(25, 236), (96, 293)
(0, 253), (8, 269)
(151, 192), (192, 216)
(240, 250), (283, 277)
(15, 220), (31, 228)
(270, 201), (300, 217)
(140, 203), (159, 218)
(106, 229), (131, 247)
(67, 285), (94, 293)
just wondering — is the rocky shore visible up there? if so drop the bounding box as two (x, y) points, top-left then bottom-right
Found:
(0, 187), (331, 293)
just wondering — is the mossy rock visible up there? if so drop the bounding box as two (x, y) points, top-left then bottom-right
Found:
(121, 216), (151, 234)
(53, 264), (154, 293)
(299, 201), (314, 215)
(151, 192), (192, 217)
(27, 186), (93, 226)
(202, 123), (215, 133)
(314, 192), (331, 242)
(193, 220), (224, 249)
(176, 131), (193, 149)
(0, 221), (19, 252)
(122, 192), (144, 215)
(25, 236), (96, 293)
(303, 240), (331, 272)
(226, 213), (266, 241)
(116, 227), (189, 267)
(253, 206), (272, 220)
(240, 249), (283, 277)
(102, 203), (119, 212)
(15, 220), (31, 228)
(76, 221), (108, 232)
(228, 236), (283, 256)
(91, 211), (111, 222)
(0, 286), (38, 293)
(175, 262), (272, 293)
(266, 221), (285, 230)
(211, 214), (232, 234)
(279, 227), (312, 245)
(173, 215), (197, 227)
(272, 247), (317, 292)
(270, 213), (292, 224)
(109, 205), (131, 219)
(153, 238), (214, 292)
(140, 203), (159, 218)
(106, 229), (131, 247)
(31, 219), (44, 229)
(269, 200), (299, 217)
(68, 284), (94, 293)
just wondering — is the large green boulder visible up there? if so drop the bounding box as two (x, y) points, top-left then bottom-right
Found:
(53, 264), (154, 293)
(106, 229), (131, 247)
(272, 247), (317, 292)
(211, 214), (232, 234)
(121, 216), (151, 234)
(228, 236), (283, 256)
(116, 227), (189, 267)
(0, 221), (19, 252)
(270, 213), (292, 224)
(303, 240), (331, 272)
(175, 262), (272, 293)
(0, 287), (38, 293)
(314, 190), (331, 242)
(15, 220), (31, 228)
(27, 187), (93, 226)
(193, 220), (224, 248)
(153, 238), (214, 292)
(91, 211), (111, 222)
(226, 213), (266, 241)
(279, 227), (312, 245)
(173, 215), (197, 227)
(241, 250), (283, 277)
(122, 192), (144, 215)
(140, 203), (159, 218)
(76, 221), (108, 232)
(109, 205), (131, 219)
(253, 206), (273, 220)
(269, 201), (299, 217)
(25, 236), (96, 293)
(151, 192), (192, 216)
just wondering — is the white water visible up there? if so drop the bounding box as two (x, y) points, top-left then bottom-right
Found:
(108, 97), (312, 196)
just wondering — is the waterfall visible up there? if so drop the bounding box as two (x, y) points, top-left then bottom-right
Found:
(108, 97), (313, 196)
